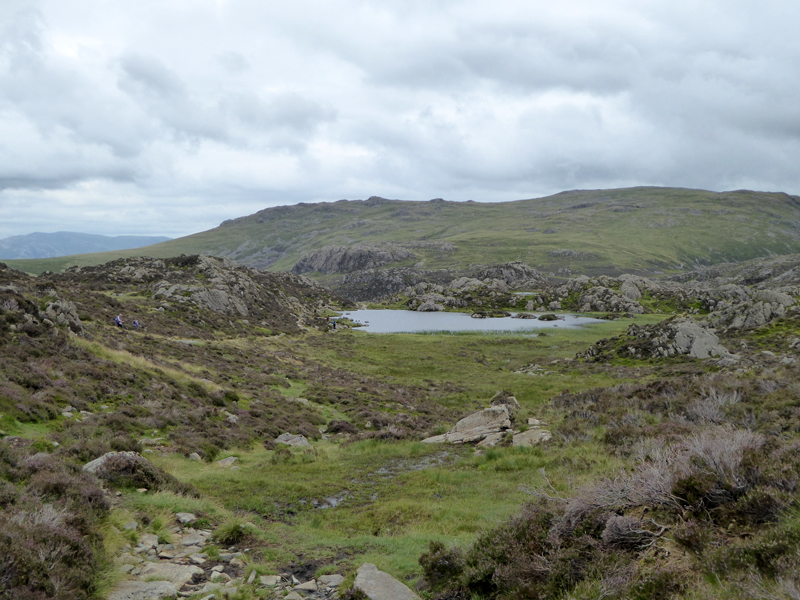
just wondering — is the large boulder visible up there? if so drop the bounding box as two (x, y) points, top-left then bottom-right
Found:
(671, 318), (727, 359)
(582, 316), (735, 361)
(275, 433), (311, 448)
(354, 563), (420, 600)
(422, 406), (512, 445)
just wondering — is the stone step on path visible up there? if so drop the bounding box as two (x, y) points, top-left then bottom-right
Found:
(108, 511), (348, 600)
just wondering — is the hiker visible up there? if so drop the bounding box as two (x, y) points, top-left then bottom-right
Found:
(332, 319), (336, 330)
(132, 319), (141, 329)
(115, 315), (123, 328)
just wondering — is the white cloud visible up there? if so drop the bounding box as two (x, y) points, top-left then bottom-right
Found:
(1, 0), (800, 238)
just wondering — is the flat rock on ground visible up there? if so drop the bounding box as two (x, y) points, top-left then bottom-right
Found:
(139, 562), (204, 588)
(106, 580), (178, 600)
(275, 432), (311, 447)
(354, 563), (420, 600)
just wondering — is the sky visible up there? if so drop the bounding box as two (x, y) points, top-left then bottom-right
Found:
(2, 0), (800, 239)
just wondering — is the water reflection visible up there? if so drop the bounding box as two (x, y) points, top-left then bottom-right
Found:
(337, 309), (603, 333)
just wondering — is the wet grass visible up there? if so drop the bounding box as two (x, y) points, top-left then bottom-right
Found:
(146, 436), (628, 583)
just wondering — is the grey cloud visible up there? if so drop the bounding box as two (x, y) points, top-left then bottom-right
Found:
(217, 52), (250, 74)
(222, 91), (335, 132)
(220, 91), (336, 151)
(3, 0), (800, 240)
(119, 54), (185, 99)
(117, 53), (228, 144)
(0, 7), (152, 158)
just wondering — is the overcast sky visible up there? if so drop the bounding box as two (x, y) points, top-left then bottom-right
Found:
(1, 0), (799, 239)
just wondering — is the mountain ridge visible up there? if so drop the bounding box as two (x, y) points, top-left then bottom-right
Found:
(5, 186), (800, 277)
(0, 231), (171, 260)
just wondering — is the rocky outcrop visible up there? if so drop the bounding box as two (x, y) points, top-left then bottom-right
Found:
(43, 299), (83, 333)
(292, 244), (416, 274)
(83, 451), (194, 495)
(704, 289), (797, 331)
(528, 275), (647, 314)
(0, 270), (85, 335)
(336, 261), (546, 302)
(83, 451), (151, 476)
(45, 255), (349, 334)
(473, 261), (548, 288)
(423, 393), (551, 448)
(337, 267), (455, 302)
(403, 263), (547, 312)
(582, 316), (735, 361)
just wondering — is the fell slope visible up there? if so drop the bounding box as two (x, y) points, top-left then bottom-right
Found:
(7, 187), (800, 277)
(0, 231), (171, 259)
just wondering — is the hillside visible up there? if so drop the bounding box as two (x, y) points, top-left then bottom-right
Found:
(2, 254), (800, 599)
(6, 187), (800, 278)
(0, 232), (171, 260)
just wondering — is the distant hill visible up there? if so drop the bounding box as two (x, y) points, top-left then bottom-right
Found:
(5, 187), (800, 277)
(0, 232), (171, 260)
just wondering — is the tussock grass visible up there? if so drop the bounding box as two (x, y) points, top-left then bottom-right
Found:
(143, 435), (629, 580)
(72, 336), (222, 392)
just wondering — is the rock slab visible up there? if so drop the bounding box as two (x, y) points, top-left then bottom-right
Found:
(140, 562), (204, 588)
(106, 580), (178, 600)
(275, 433), (311, 447)
(354, 563), (420, 600)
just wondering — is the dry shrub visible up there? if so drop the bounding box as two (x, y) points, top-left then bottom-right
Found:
(627, 563), (689, 600)
(671, 520), (712, 553)
(601, 515), (662, 550)
(58, 438), (113, 464)
(561, 459), (680, 536)
(0, 480), (19, 507)
(27, 471), (109, 519)
(460, 502), (557, 598)
(0, 442), (21, 482)
(326, 420), (359, 434)
(675, 428), (764, 509)
(686, 429), (763, 489)
(419, 541), (465, 592)
(686, 387), (742, 424)
(0, 511), (99, 599)
(88, 452), (198, 497)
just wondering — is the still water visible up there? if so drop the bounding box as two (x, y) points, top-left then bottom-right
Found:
(337, 309), (603, 334)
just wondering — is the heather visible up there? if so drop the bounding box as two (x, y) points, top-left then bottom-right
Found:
(2, 255), (800, 599)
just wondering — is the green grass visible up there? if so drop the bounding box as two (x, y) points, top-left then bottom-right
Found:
(121, 317), (658, 580)
(144, 435), (627, 582)
(286, 316), (661, 412)
(0, 302), (671, 591)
